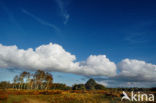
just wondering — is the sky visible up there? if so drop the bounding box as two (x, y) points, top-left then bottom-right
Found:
(0, 0), (156, 87)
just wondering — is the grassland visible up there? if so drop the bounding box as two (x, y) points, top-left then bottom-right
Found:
(0, 89), (155, 103)
(0, 89), (124, 103)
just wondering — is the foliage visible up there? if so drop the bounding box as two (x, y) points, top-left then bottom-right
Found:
(85, 78), (97, 90)
(85, 78), (105, 90)
(12, 70), (53, 90)
(71, 78), (105, 90)
(95, 84), (106, 90)
(0, 81), (11, 89)
(51, 83), (71, 90)
(72, 84), (86, 90)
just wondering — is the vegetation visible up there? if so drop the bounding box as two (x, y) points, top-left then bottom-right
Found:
(12, 70), (53, 90)
(85, 78), (97, 90)
(72, 84), (86, 90)
(0, 70), (155, 103)
(51, 83), (71, 90)
(72, 79), (106, 90)
(0, 70), (105, 91)
(0, 89), (123, 103)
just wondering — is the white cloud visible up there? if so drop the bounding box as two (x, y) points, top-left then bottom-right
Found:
(0, 43), (116, 77)
(78, 55), (117, 76)
(0, 43), (76, 71)
(95, 59), (156, 87)
(1, 42), (156, 87)
(117, 59), (156, 82)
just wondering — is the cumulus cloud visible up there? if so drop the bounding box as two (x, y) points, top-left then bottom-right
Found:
(0, 43), (76, 70)
(0, 43), (116, 77)
(117, 59), (156, 82)
(78, 55), (117, 76)
(1, 43), (156, 87)
(94, 59), (156, 87)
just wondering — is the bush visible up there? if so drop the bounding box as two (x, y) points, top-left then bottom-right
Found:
(95, 84), (105, 90)
(85, 79), (97, 90)
(51, 83), (71, 90)
(72, 84), (86, 90)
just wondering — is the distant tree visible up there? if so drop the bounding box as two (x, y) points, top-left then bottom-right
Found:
(19, 74), (24, 89)
(20, 71), (30, 89)
(33, 70), (53, 90)
(45, 72), (53, 90)
(0, 81), (10, 89)
(13, 75), (19, 89)
(51, 83), (71, 90)
(72, 84), (86, 90)
(95, 84), (105, 90)
(25, 72), (31, 89)
(29, 79), (34, 89)
(33, 70), (46, 89)
(85, 78), (97, 90)
(11, 70), (54, 90)
(85, 78), (106, 90)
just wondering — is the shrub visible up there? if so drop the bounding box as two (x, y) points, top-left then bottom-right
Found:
(72, 84), (86, 90)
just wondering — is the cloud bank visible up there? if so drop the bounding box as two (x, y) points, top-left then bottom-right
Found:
(117, 59), (156, 82)
(0, 43), (116, 77)
(95, 59), (156, 87)
(0, 43), (155, 87)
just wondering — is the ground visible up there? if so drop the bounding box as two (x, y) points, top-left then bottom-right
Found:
(0, 89), (123, 103)
(0, 89), (155, 103)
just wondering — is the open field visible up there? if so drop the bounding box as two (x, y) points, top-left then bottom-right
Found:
(0, 70), (155, 103)
(1, 89), (156, 103)
(0, 89), (123, 103)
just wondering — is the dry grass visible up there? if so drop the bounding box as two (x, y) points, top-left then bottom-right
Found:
(0, 89), (122, 103)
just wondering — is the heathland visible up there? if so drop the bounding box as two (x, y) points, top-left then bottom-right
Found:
(0, 70), (155, 103)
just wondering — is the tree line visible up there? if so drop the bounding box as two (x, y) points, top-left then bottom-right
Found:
(0, 70), (155, 91)
(72, 78), (106, 90)
(12, 70), (53, 90)
(0, 70), (106, 90)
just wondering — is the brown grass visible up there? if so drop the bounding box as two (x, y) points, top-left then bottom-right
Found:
(0, 89), (126, 103)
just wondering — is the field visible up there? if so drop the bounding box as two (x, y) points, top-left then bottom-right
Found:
(0, 89), (124, 103)
(0, 89), (156, 103)
(0, 70), (155, 103)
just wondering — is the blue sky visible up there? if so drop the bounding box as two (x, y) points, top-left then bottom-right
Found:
(0, 0), (156, 87)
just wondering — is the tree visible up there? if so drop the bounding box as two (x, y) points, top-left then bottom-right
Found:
(85, 78), (97, 90)
(33, 70), (46, 89)
(19, 73), (24, 89)
(33, 70), (53, 90)
(45, 72), (53, 90)
(0, 81), (10, 89)
(29, 79), (34, 89)
(13, 75), (19, 89)
(85, 78), (106, 90)
(51, 83), (71, 90)
(25, 72), (31, 89)
(20, 71), (30, 89)
(95, 84), (105, 90)
(72, 84), (86, 90)
(11, 70), (54, 90)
